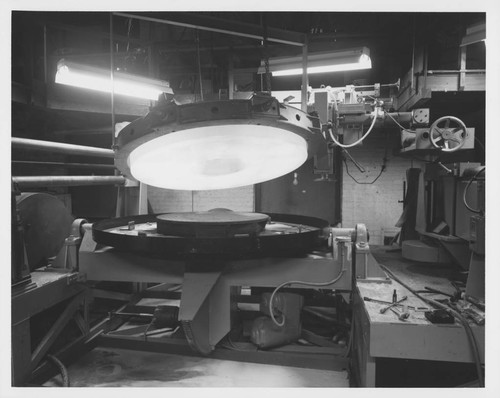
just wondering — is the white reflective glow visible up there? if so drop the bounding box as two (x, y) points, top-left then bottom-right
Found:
(273, 54), (372, 77)
(55, 65), (164, 101)
(128, 125), (308, 190)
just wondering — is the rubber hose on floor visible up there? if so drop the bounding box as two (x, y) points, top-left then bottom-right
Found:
(47, 354), (70, 387)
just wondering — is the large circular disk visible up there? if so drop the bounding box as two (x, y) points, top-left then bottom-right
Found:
(128, 125), (308, 190)
(156, 210), (270, 237)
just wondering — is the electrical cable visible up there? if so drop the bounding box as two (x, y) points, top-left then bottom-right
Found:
(474, 136), (485, 152)
(343, 159), (385, 185)
(385, 111), (418, 133)
(269, 266), (346, 327)
(378, 264), (484, 387)
(343, 132), (388, 185)
(328, 108), (379, 148)
(47, 354), (70, 387)
(463, 167), (485, 214)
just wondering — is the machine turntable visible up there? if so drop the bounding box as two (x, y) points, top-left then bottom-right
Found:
(92, 209), (329, 259)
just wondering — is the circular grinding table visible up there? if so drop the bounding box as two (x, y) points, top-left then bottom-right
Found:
(90, 212), (330, 355)
(156, 209), (270, 238)
(92, 212), (328, 260)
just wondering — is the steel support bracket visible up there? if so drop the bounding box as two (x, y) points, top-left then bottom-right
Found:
(354, 224), (391, 283)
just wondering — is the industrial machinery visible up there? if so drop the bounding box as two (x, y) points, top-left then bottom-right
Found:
(11, 191), (89, 386)
(77, 210), (387, 355)
(12, 85), (484, 387)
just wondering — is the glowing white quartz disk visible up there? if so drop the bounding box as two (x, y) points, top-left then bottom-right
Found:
(128, 124), (308, 190)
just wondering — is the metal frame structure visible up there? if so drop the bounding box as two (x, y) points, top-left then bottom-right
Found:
(76, 218), (387, 360)
(12, 271), (89, 385)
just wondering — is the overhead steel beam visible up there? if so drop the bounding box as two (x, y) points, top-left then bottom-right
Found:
(12, 176), (126, 188)
(12, 137), (115, 158)
(113, 12), (307, 47)
(49, 22), (149, 45)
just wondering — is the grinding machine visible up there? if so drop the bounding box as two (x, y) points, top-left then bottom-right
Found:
(12, 86), (483, 385)
(75, 93), (391, 355)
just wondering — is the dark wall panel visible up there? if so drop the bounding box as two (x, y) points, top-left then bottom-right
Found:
(256, 158), (341, 225)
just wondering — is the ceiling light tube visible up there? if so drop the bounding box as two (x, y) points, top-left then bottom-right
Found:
(259, 47), (372, 76)
(460, 22), (485, 46)
(55, 59), (173, 101)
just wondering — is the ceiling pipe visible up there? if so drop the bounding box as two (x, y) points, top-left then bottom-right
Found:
(12, 137), (114, 158)
(12, 176), (126, 188)
(12, 160), (115, 170)
(113, 12), (306, 47)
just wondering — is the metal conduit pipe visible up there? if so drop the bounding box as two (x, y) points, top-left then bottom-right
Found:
(13, 160), (115, 170)
(12, 137), (115, 158)
(12, 176), (126, 188)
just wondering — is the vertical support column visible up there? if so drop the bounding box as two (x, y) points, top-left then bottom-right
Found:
(228, 56), (234, 100)
(459, 46), (467, 91)
(352, 285), (377, 387)
(364, 355), (377, 387)
(301, 39), (309, 112)
(115, 185), (123, 218)
(43, 25), (48, 85)
(138, 182), (148, 215)
(12, 320), (32, 386)
(110, 12), (116, 148)
(179, 270), (229, 355)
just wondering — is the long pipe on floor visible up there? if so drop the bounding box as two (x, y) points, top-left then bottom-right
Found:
(12, 175), (126, 188)
(12, 137), (115, 158)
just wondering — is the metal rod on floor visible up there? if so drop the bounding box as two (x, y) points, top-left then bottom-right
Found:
(12, 137), (115, 158)
(12, 175), (126, 188)
(13, 160), (115, 170)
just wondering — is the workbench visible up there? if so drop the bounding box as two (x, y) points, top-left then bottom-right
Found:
(11, 270), (89, 386)
(351, 247), (485, 387)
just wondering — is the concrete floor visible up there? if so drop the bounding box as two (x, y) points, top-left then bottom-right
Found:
(44, 348), (349, 387)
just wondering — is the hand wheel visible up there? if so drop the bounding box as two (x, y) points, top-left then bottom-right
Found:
(429, 116), (467, 152)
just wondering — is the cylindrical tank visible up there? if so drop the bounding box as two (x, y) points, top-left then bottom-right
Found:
(16, 193), (74, 270)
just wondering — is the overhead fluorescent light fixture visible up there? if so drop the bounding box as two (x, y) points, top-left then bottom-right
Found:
(259, 47), (372, 76)
(460, 22), (486, 46)
(55, 59), (173, 101)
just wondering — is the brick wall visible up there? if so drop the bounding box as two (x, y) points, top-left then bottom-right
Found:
(146, 127), (417, 246)
(341, 128), (418, 244)
(148, 185), (254, 213)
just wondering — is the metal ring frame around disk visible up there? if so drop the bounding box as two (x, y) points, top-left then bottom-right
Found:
(113, 95), (324, 181)
(92, 213), (329, 260)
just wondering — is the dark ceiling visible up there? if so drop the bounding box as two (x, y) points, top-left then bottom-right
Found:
(10, 11), (486, 210)
(12, 11), (485, 91)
